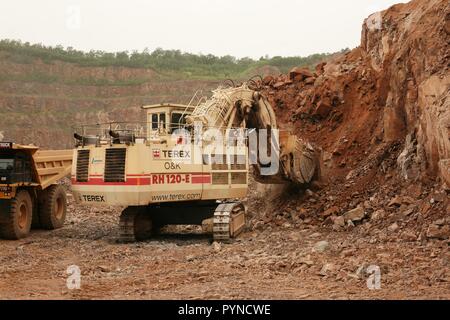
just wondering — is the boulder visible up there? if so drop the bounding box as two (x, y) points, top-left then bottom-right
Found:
(313, 100), (333, 118)
(315, 62), (327, 76)
(304, 77), (316, 85)
(289, 67), (314, 81)
(313, 241), (330, 253)
(321, 206), (340, 218)
(333, 215), (345, 227)
(263, 75), (274, 86)
(273, 81), (286, 89)
(426, 224), (450, 240)
(212, 241), (222, 252)
(388, 196), (403, 207)
(343, 206), (366, 222)
(388, 222), (399, 232)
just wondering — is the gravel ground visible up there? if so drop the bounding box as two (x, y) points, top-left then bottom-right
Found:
(0, 193), (448, 300)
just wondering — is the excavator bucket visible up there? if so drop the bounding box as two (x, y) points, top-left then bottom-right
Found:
(293, 139), (317, 184)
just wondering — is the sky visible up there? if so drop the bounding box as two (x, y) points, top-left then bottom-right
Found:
(0, 0), (408, 58)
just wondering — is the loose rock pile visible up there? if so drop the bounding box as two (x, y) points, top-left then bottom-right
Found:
(248, 0), (449, 247)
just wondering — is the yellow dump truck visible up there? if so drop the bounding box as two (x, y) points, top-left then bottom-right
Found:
(0, 142), (72, 239)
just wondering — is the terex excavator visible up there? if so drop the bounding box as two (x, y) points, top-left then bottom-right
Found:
(71, 82), (317, 242)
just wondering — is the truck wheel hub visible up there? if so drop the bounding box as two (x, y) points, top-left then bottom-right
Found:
(18, 203), (28, 230)
(55, 197), (64, 220)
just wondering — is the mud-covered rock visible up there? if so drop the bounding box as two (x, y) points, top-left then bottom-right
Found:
(343, 207), (365, 222)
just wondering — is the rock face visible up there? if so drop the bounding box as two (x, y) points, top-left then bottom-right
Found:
(262, 0), (449, 187)
(361, 0), (450, 185)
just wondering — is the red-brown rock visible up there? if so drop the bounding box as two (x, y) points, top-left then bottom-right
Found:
(304, 77), (316, 85)
(289, 67), (314, 81)
(263, 75), (274, 86)
(315, 62), (327, 76)
(313, 100), (332, 118)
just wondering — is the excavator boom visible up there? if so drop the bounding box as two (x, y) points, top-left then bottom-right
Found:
(186, 82), (318, 185)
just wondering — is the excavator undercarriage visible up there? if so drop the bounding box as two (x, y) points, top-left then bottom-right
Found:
(118, 201), (246, 242)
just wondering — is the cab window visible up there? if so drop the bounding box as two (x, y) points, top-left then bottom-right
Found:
(0, 158), (14, 170)
(151, 113), (167, 131)
(171, 112), (187, 132)
(151, 114), (158, 130)
(15, 159), (23, 170)
(160, 113), (166, 129)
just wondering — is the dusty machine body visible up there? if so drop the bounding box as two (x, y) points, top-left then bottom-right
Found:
(0, 142), (72, 239)
(71, 83), (317, 241)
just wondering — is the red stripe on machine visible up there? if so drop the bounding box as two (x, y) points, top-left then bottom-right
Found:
(191, 175), (211, 184)
(71, 177), (151, 186)
(72, 173), (211, 185)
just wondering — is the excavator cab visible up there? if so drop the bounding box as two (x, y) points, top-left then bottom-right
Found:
(143, 104), (194, 137)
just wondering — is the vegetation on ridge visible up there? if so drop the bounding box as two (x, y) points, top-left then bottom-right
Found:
(0, 39), (345, 80)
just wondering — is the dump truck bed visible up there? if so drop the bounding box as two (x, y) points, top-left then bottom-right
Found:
(33, 149), (73, 190)
(0, 143), (72, 191)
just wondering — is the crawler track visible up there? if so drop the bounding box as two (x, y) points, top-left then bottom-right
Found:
(119, 207), (153, 242)
(213, 202), (246, 242)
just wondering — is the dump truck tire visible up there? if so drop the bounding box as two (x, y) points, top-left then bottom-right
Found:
(31, 197), (41, 229)
(39, 185), (67, 230)
(0, 190), (33, 240)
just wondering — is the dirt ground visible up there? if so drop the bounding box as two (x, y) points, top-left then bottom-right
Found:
(0, 193), (448, 300)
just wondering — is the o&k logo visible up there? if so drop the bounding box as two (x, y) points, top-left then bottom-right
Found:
(152, 149), (161, 159)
